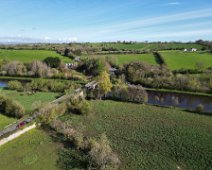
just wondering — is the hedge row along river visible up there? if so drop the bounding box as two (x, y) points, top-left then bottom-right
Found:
(0, 80), (211, 113)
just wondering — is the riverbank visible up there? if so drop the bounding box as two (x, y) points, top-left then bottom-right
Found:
(145, 88), (212, 97)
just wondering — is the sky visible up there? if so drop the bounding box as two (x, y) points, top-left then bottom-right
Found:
(0, 0), (212, 43)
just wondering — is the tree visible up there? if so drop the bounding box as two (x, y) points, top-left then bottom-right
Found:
(2, 61), (26, 76)
(97, 71), (112, 95)
(43, 57), (61, 68)
(78, 58), (106, 76)
(89, 134), (120, 170)
(29, 60), (52, 77)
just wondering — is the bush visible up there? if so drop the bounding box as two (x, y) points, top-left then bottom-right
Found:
(88, 134), (120, 170)
(67, 97), (92, 116)
(108, 85), (148, 103)
(26, 79), (80, 92)
(28, 60), (52, 77)
(8, 80), (23, 91)
(195, 104), (204, 113)
(43, 57), (61, 68)
(38, 103), (67, 125)
(77, 58), (106, 76)
(1, 61), (26, 76)
(0, 94), (25, 118)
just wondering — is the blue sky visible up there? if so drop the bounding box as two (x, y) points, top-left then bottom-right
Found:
(0, 0), (212, 43)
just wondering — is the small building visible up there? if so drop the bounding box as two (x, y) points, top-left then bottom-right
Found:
(65, 63), (77, 69)
(191, 48), (197, 52)
(85, 81), (99, 90)
(183, 49), (188, 52)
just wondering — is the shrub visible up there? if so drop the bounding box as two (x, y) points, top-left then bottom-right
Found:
(8, 80), (23, 91)
(195, 104), (204, 113)
(0, 94), (25, 118)
(78, 58), (106, 76)
(26, 79), (80, 93)
(88, 134), (120, 170)
(43, 57), (61, 68)
(28, 60), (52, 77)
(1, 61), (26, 76)
(108, 85), (148, 103)
(67, 97), (92, 116)
(38, 103), (67, 125)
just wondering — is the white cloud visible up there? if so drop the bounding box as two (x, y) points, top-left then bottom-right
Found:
(94, 8), (212, 35)
(162, 2), (181, 6)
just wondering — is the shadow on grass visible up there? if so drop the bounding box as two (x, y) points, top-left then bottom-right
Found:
(42, 125), (89, 170)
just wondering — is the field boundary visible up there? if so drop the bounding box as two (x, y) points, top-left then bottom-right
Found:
(0, 124), (36, 146)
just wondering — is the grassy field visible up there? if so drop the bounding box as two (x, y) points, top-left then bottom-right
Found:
(160, 51), (212, 70)
(83, 53), (157, 66)
(90, 42), (203, 51)
(0, 49), (72, 63)
(0, 129), (62, 170)
(66, 100), (212, 170)
(0, 88), (59, 113)
(106, 53), (157, 66)
(0, 114), (16, 131)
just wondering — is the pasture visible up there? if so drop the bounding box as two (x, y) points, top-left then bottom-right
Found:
(0, 129), (61, 170)
(0, 49), (71, 63)
(0, 88), (59, 113)
(160, 51), (212, 70)
(90, 42), (203, 51)
(68, 100), (212, 170)
(84, 53), (157, 66)
(106, 53), (157, 66)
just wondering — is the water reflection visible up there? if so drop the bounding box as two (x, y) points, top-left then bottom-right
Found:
(147, 90), (212, 113)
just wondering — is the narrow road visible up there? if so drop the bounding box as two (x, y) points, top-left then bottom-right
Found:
(0, 87), (84, 138)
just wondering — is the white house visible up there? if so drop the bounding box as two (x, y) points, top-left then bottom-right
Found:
(191, 48), (197, 52)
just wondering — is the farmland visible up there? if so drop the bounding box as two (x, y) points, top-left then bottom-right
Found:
(0, 88), (59, 113)
(85, 53), (158, 66)
(67, 100), (212, 170)
(0, 129), (62, 170)
(160, 51), (212, 70)
(0, 49), (71, 63)
(90, 42), (203, 51)
(106, 53), (157, 66)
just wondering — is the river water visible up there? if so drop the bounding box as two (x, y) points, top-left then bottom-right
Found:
(147, 90), (212, 113)
(0, 81), (8, 88)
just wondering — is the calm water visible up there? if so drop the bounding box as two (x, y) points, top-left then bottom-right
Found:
(0, 81), (8, 88)
(147, 90), (212, 113)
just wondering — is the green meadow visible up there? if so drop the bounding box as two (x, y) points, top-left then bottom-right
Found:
(67, 100), (212, 170)
(106, 53), (157, 66)
(160, 51), (212, 70)
(90, 42), (203, 51)
(0, 88), (59, 113)
(0, 49), (72, 63)
(0, 129), (61, 170)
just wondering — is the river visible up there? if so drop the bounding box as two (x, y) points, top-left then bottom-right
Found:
(147, 90), (212, 113)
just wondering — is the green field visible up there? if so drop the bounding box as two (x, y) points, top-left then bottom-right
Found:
(0, 129), (61, 170)
(0, 49), (72, 63)
(67, 100), (212, 170)
(106, 53), (157, 66)
(90, 42), (203, 51)
(84, 53), (157, 66)
(0, 114), (16, 131)
(160, 51), (212, 70)
(0, 88), (59, 113)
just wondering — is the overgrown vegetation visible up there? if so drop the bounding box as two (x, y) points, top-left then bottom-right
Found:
(0, 94), (25, 118)
(68, 100), (212, 170)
